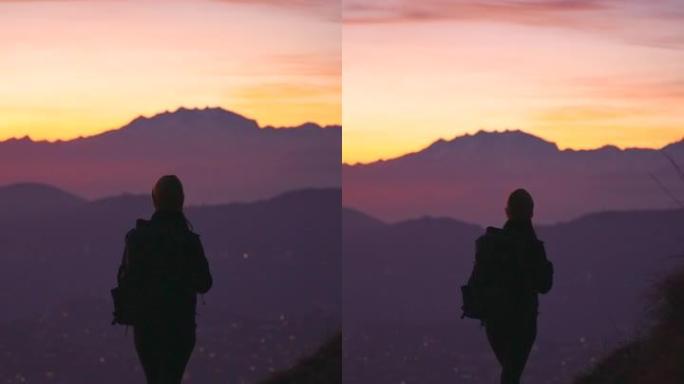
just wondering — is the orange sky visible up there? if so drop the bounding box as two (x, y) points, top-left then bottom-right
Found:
(0, 0), (340, 141)
(342, 0), (684, 163)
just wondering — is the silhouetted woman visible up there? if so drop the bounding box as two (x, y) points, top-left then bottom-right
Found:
(117, 175), (212, 384)
(468, 189), (553, 384)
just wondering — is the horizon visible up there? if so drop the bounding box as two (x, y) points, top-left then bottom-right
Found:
(343, 0), (684, 163)
(1, 109), (678, 157)
(343, 128), (684, 166)
(1, 179), (678, 227)
(342, 203), (684, 228)
(0, 180), (341, 206)
(0, 105), (341, 143)
(0, 0), (341, 142)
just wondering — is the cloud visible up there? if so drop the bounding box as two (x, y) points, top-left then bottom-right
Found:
(218, 0), (333, 6)
(0, 0), (119, 2)
(0, 1), (340, 19)
(344, 0), (613, 26)
(535, 75), (684, 126)
(236, 82), (340, 101)
(216, 52), (339, 79)
(536, 105), (650, 123)
(268, 53), (341, 77)
(574, 75), (684, 101)
(214, 0), (339, 20)
(344, 0), (684, 50)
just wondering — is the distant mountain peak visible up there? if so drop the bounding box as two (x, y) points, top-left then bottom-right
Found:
(263, 121), (325, 131)
(0, 182), (72, 194)
(119, 106), (259, 134)
(663, 137), (684, 152)
(0, 182), (85, 213)
(167, 106), (252, 120)
(466, 129), (557, 146)
(419, 129), (559, 159)
(1, 135), (42, 144)
(0, 107), (338, 146)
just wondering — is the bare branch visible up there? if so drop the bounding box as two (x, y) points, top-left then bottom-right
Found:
(660, 150), (684, 184)
(649, 172), (684, 208)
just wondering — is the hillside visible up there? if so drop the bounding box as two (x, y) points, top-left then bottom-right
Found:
(0, 184), (341, 383)
(261, 332), (341, 384)
(343, 206), (684, 383)
(575, 267), (684, 383)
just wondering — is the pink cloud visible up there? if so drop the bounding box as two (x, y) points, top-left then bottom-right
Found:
(344, 0), (612, 25)
(574, 75), (684, 101)
(344, 0), (684, 50)
(214, 0), (339, 20)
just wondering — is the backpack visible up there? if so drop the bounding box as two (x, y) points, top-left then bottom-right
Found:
(460, 229), (511, 321)
(111, 242), (141, 326)
(461, 227), (551, 320)
(111, 220), (195, 326)
(460, 284), (485, 320)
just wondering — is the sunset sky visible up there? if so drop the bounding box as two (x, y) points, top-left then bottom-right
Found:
(343, 0), (684, 163)
(2, 0), (683, 161)
(0, 0), (340, 141)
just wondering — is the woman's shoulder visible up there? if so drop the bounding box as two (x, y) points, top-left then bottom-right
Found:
(476, 226), (508, 245)
(186, 230), (201, 246)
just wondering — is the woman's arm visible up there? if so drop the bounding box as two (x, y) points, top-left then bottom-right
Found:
(191, 236), (213, 294)
(533, 242), (553, 294)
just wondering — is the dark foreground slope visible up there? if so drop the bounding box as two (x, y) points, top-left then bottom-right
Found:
(575, 267), (684, 384)
(261, 332), (341, 384)
(0, 184), (341, 384)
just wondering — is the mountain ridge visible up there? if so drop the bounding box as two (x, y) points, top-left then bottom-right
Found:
(0, 107), (341, 204)
(0, 181), (338, 211)
(0, 106), (340, 145)
(343, 129), (684, 225)
(344, 129), (684, 166)
(342, 205), (684, 235)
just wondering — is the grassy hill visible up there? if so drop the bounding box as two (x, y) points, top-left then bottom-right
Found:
(261, 332), (341, 384)
(575, 265), (684, 383)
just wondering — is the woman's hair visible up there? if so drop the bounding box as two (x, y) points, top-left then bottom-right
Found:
(152, 175), (185, 212)
(506, 188), (534, 220)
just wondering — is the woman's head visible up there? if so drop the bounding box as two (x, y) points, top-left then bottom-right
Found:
(506, 188), (534, 221)
(152, 175), (185, 212)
